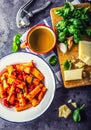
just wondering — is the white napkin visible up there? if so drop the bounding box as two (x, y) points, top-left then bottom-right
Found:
(71, 0), (80, 4)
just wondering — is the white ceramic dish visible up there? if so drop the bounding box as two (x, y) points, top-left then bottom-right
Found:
(0, 52), (55, 123)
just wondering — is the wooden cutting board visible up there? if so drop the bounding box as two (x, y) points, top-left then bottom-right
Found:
(50, 3), (91, 88)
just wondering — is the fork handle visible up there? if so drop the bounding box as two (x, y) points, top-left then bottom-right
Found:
(31, 1), (51, 15)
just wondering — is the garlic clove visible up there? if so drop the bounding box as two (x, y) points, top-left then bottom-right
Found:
(59, 43), (67, 53)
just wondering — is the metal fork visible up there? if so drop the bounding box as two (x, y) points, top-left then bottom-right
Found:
(16, 0), (51, 28)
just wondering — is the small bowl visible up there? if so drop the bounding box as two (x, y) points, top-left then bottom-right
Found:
(22, 24), (56, 54)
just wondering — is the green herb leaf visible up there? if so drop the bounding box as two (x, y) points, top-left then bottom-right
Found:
(85, 28), (91, 37)
(11, 33), (22, 52)
(64, 2), (74, 12)
(73, 104), (85, 122)
(63, 60), (72, 70)
(49, 55), (58, 66)
(13, 34), (22, 45)
(73, 108), (81, 122)
(12, 42), (18, 52)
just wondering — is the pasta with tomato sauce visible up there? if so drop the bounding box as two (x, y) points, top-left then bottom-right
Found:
(0, 61), (47, 111)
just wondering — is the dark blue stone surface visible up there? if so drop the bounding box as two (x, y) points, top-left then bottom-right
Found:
(0, 0), (91, 130)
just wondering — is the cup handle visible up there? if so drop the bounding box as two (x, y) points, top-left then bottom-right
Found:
(20, 41), (28, 49)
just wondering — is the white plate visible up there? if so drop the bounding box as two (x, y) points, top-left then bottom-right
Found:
(0, 52), (55, 123)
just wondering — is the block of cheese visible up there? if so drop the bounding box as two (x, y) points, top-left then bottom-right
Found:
(59, 104), (71, 118)
(79, 41), (91, 66)
(64, 68), (83, 81)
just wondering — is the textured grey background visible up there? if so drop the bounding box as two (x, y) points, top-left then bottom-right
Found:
(0, 0), (91, 130)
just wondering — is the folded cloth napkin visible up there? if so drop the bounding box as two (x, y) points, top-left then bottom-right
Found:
(20, 0), (80, 89)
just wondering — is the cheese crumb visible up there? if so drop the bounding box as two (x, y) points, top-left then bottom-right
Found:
(59, 104), (71, 118)
(75, 61), (85, 68)
(68, 99), (72, 103)
(71, 102), (77, 108)
(68, 99), (77, 108)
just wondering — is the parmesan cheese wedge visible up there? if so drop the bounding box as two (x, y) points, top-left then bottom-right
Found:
(79, 41), (91, 66)
(64, 68), (83, 81)
(59, 105), (71, 118)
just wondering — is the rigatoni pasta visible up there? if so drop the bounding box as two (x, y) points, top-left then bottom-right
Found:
(0, 61), (47, 111)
